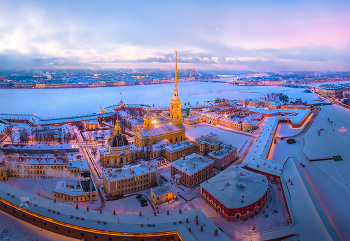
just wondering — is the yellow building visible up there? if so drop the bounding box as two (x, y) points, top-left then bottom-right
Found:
(0, 165), (8, 181)
(150, 184), (174, 205)
(134, 52), (185, 147)
(164, 141), (196, 162)
(53, 179), (97, 202)
(99, 120), (132, 168)
(4, 156), (88, 178)
(103, 162), (157, 197)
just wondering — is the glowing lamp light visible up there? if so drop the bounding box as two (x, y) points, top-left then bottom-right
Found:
(152, 120), (157, 124)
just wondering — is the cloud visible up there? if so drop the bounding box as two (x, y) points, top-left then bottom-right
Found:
(0, 0), (349, 70)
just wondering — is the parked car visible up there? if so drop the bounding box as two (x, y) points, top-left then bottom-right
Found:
(136, 194), (142, 199)
(114, 194), (124, 200)
(141, 201), (148, 207)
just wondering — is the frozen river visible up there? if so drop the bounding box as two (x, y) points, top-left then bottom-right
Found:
(0, 82), (318, 119)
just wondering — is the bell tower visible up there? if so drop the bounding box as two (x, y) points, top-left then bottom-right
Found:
(143, 107), (153, 131)
(170, 51), (183, 125)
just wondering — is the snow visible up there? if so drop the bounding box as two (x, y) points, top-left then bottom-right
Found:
(186, 183), (289, 241)
(0, 181), (229, 241)
(275, 123), (304, 137)
(0, 82), (321, 119)
(186, 126), (251, 151)
(171, 153), (214, 175)
(304, 105), (350, 161)
(266, 157), (334, 241)
(164, 141), (194, 152)
(141, 122), (184, 137)
(200, 166), (268, 209)
(103, 162), (156, 181)
(0, 210), (77, 241)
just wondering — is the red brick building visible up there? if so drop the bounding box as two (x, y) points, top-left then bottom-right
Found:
(171, 153), (214, 188)
(200, 166), (268, 221)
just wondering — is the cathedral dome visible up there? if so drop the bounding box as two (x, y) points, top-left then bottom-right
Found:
(144, 107), (152, 119)
(106, 119), (129, 147)
(106, 134), (129, 147)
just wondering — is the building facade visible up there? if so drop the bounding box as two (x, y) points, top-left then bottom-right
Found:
(318, 85), (344, 98)
(84, 120), (99, 130)
(150, 184), (174, 205)
(171, 153), (214, 188)
(200, 166), (268, 221)
(183, 116), (201, 125)
(208, 144), (237, 170)
(53, 179), (97, 202)
(103, 162), (157, 197)
(195, 133), (222, 156)
(164, 141), (196, 162)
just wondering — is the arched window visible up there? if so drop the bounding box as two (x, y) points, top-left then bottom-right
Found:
(120, 158), (123, 164)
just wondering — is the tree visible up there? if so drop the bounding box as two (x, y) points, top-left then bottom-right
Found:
(9, 130), (16, 143)
(91, 148), (97, 157)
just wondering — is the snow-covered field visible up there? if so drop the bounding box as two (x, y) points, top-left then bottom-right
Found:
(0, 82), (318, 118)
(186, 126), (251, 150)
(304, 106), (350, 161)
(275, 113), (311, 137)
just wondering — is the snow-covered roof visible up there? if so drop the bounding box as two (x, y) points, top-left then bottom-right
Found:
(151, 184), (172, 197)
(200, 166), (268, 209)
(184, 116), (201, 120)
(195, 133), (222, 146)
(171, 153), (214, 175)
(54, 180), (85, 197)
(208, 144), (237, 159)
(0, 123), (11, 134)
(68, 159), (90, 172)
(164, 141), (195, 152)
(1, 143), (79, 152)
(103, 162), (156, 181)
(242, 159), (285, 176)
(141, 123), (184, 137)
(85, 119), (99, 124)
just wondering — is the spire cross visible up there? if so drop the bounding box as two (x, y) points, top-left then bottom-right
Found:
(175, 51), (178, 89)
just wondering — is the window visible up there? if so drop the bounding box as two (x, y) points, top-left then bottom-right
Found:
(68, 230), (71, 234)
(95, 235), (98, 239)
(55, 226), (58, 230)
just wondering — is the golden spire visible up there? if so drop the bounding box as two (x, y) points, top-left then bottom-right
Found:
(146, 106), (150, 113)
(175, 51), (178, 89)
(113, 119), (121, 135)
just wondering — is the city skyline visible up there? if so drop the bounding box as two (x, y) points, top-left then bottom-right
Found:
(1, 0), (350, 71)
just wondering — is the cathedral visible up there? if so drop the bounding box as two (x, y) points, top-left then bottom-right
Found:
(99, 119), (132, 168)
(134, 52), (185, 147)
(100, 52), (186, 167)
